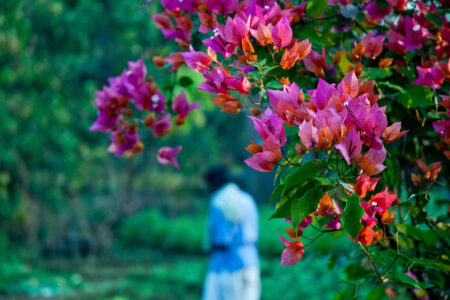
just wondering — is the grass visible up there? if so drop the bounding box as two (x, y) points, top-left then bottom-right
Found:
(1, 207), (355, 299)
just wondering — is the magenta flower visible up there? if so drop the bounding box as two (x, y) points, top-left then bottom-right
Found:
(335, 128), (362, 165)
(386, 0), (408, 10)
(298, 120), (318, 149)
(182, 45), (211, 73)
(244, 135), (282, 172)
(161, 0), (196, 13)
(324, 217), (342, 230)
(221, 16), (249, 47)
(267, 82), (305, 125)
(365, 2), (392, 21)
(279, 235), (304, 265)
(151, 114), (171, 137)
(362, 33), (384, 59)
(403, 16), (429, 51)
(303, 48), (327, 77)
(172, 91), (201, 125)
(338, 71), (359, 98)
(157, 146), (182, 169)
(272, 17), (293, 49)
(198, 67), (250, 95)
(205, 0), (238, 15)
(164, 52), (185, 72)
(90, 86), (127, 132)
(108, 126), (140, 157)
(432, 120), (450, 139)
(359, 147), (387, 176)
(413, 66), (445, 89)
(311, 78), (337, 110)
(250, 108), (286, 146)
(361, 105), (388, 150)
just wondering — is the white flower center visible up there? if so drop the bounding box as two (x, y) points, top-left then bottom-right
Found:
(152, 94), (159, 102)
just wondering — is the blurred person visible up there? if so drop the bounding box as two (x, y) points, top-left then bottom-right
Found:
(202, 166), (260, 300)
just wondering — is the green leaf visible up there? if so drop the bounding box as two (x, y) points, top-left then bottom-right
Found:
(392, 273), (432, 289)
(269, 184), (284, 206)
(178, 76), (193, 87)
(291, 185), (324, 228)
(306, 0), (328, 18)
(366, 287), (387, 300)
(282, 160), (327, 194)
(426, 13), (443, 27)
(265, 80), (283, 90)
(398, 84), (434, 108)
(363, 68), (392, 79)
(294, 23), (330, 46)
(344, 263), (372, 281)
(341, 194), (364, 238)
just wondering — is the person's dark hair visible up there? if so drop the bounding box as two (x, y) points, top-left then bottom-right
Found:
(205, 165), (230, 191)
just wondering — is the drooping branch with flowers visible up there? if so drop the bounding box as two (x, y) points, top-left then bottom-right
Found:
(90, 0), (449, 298)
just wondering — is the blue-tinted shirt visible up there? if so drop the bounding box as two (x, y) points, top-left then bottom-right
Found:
(208, 183), (259, 272)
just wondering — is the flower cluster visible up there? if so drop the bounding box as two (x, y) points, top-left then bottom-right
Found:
(90, 59), (199, 167)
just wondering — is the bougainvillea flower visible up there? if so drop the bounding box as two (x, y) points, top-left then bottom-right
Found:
(403, 16), (429, 51)
(296, 39), (312, 61)
(359, 148), (387, 176)
(281, 45), (300, 70)
(205, 0), (238, 15)
(354, 226), (375, 246)
(303, 48), (327, 77)
(199, 67), (250, 95)
(244, 137), (282, 172)
(108, 126), (141, 157)
(132, 86), (166, 115)
(335, 128), (362, 165)
(172, 91), (201, 125)
(362, 33), (384, 59)
(250, 108), (286, 146)
(152, 13), (172, 30)
(354, 174), (380, 198)
(198, 12), (217, 33)
(325, 217), (342, 230)
(369, 188), (397, 216)
(387, 0), (409, 10)
(164, 52), (185, 72)
(416, 160), (442, 181)
(361, 105), (388, 150)
(432, 120), (450, 139)
(182, 45), (211, 73)
(272, 17), (292, 49)
(157, 146), (182, 169)
(211, 93), (242, 114)
(222, 15), (249, 47)
(151, 113), (171, 137)
(317, 193), (333, 217)
(161, 0), (196, 13)
(413, 66), (445, 89)
(339, 71), (359, 98)
(383, 122), (408, 143)
(381, 211), (395, 225)
(365, 2), (392, 22)
(267, 82), (304, 125)
(360, 202), (378, 228)
(250, 23), (273, 46)
(203, 31), (235, 58)
(90, 87), (127, 132)
(299, 120), (318, 149)
(279, 235), (305, 265)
